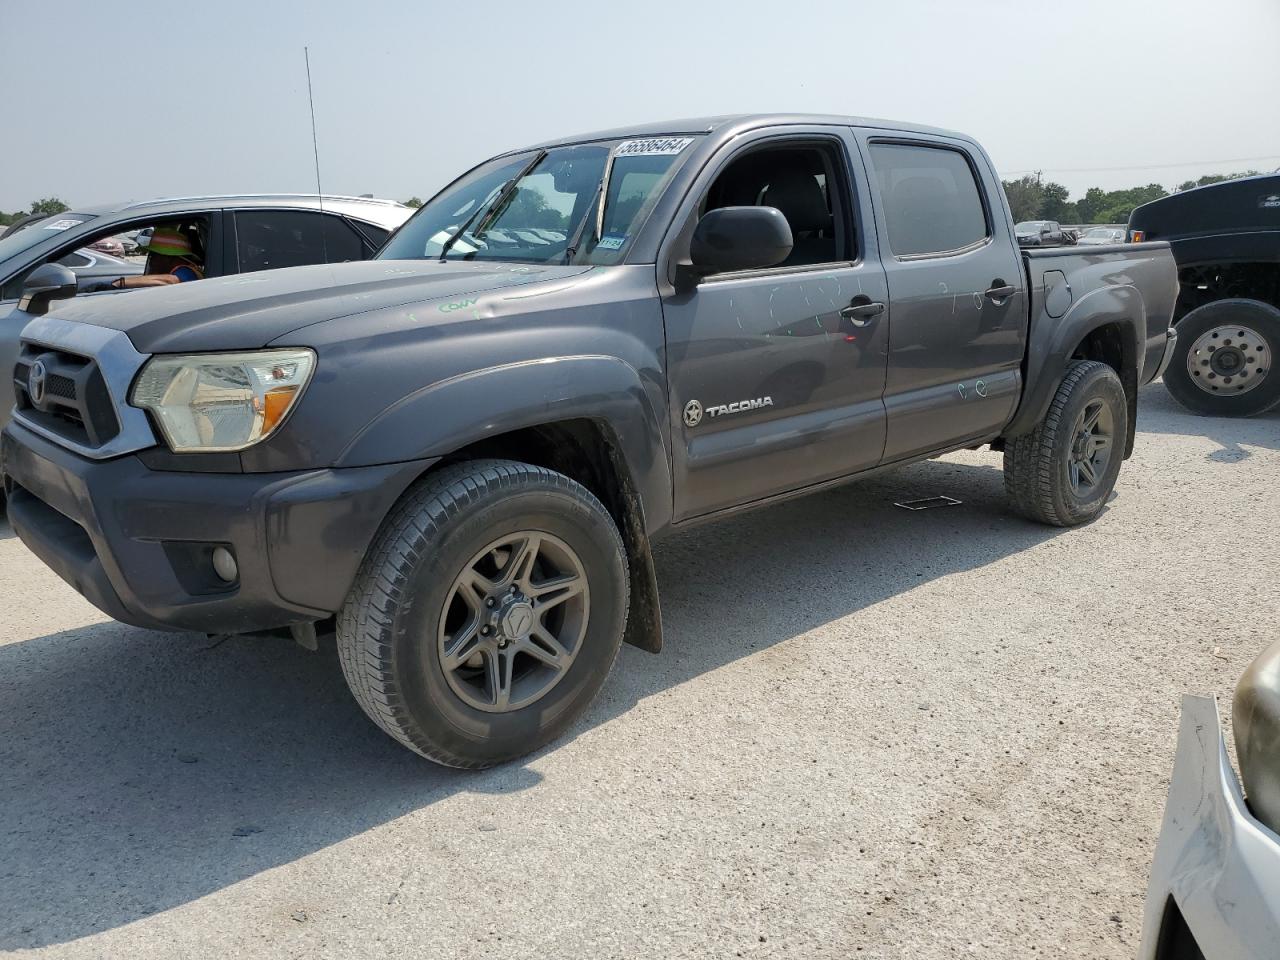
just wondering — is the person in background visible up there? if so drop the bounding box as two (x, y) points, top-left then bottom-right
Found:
(101, 224), (205, 289)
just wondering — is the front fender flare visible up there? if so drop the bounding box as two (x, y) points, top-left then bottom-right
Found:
(336, 354), (672, 533)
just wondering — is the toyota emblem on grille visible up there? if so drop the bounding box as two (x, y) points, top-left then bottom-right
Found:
(28, 360), (47, 405)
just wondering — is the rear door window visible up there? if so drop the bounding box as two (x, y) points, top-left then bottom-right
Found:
(868, 142), (989, 257)
(233, 210), (366, 273)
(348, 219), (390, 253)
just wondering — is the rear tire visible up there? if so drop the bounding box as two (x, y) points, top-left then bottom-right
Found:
(337, 459), (629, 768)
(1163, 299), (1280, 417)
(1003, 360), (1128, 527)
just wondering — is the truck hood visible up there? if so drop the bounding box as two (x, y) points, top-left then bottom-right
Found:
(45, 260), (594, 354)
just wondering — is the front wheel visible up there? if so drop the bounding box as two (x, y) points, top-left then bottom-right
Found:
(337, 459), (629, 768)
(1162, 299), (1280, 417)
(1003, 360), (1128, 527)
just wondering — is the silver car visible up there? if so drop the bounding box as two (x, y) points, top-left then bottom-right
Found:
(1077, 226), (1126, 246)
(0, 194), (412, 433)
(1139, 640), (1280, 958)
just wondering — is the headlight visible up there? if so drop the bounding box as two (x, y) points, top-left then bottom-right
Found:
(130, 349), (316, 452)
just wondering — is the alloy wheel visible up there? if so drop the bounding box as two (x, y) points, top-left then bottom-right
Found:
(437, 532), (589, 713)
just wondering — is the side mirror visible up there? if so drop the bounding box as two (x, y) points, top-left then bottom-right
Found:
(18, 263), (79, 316)
(1234, 639), (1280, 834)
(679, 206), (794, 288)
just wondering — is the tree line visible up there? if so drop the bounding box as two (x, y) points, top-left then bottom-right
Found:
(0, 197), (70, 228)
(4, 170), (1271, 234)
(1001, 171), (1265, 225)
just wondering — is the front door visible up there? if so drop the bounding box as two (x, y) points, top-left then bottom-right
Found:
(860, 135), (1027, 462)
(661, 130), (890, 522)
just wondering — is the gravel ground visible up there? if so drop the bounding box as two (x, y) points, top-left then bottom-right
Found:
(2, 383), (1277, 959)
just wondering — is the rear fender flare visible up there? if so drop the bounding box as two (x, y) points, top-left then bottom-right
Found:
(1004, 285), (1143, 454)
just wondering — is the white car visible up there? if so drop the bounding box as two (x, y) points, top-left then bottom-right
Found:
(1139, 640), (1280, 959)
(1077, 226), (1126, 246)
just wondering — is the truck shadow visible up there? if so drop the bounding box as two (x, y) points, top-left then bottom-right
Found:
(1137, 381), (1280, 462)
(0, 455), (1064, 949)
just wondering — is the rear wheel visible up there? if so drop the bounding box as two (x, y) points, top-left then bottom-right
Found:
(1163, 299), (1280, 417)
(1003, 360), (1128, 527)
(337, 459), (629, 768)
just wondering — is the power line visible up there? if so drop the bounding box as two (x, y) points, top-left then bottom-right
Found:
(1001, 154), (1280, 176)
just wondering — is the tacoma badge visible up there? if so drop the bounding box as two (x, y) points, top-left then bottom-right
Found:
(706, 396), (773, 419)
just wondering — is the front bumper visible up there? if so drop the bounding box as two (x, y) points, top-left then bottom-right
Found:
(2, 422), (432, 634)
(1137, 695), (1280, 959)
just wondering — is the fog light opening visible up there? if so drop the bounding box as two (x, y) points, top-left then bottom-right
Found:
(212, 546), (239, 583)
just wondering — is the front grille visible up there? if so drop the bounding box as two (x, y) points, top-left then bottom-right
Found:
(46, 374), (77, 400)
(12, 344), (121, 449)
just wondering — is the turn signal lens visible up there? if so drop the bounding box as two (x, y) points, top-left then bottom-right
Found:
(131, 349), (316, 452)
(1129, 230), (1145, 243)
(260, 386), (301, 435)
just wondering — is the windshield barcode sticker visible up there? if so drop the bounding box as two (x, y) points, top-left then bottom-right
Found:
(597, 235), (626, 251)
(615, 137), (694, 157)
(42, 219), (85, 231)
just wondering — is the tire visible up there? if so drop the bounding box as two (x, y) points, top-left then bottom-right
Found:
(337, 459), (629, 768)
(1162, 299), (1280, 417)
(1003, 360), (1128, 527)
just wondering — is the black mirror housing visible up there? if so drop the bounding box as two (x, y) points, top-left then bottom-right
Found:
(689, 206), (794, 278)
(19, 263), (79, 316)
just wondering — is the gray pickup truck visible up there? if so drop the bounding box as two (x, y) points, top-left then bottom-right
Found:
(2, 114), (1178, 766)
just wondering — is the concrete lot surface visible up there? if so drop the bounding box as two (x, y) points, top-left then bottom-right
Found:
(2, 383), (1277, 959)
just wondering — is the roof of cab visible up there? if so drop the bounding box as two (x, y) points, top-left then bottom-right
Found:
(67, 194), (411, 229)
(525, 113), (966, 150)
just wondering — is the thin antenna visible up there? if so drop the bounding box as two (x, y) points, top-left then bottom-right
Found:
(304, 46), (329, 262)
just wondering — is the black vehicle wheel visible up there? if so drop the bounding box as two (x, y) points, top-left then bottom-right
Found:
(337, 459), (629, 768)
(1003, 360), (1128, 527)
(1163, 299), (1280, 417)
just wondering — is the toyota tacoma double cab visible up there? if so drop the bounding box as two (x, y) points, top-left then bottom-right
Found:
(2, 115), (1178, 767)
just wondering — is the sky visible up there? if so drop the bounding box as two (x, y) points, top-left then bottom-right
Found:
(2, 0), (1278, 212)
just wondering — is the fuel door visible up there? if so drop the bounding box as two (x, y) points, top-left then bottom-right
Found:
(1044, 270), (1072, 319)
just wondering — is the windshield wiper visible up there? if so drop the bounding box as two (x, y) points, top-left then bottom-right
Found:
(563, 179), (603, 265)
(562, 146), (617, 265)
(439, 150), (547, 262)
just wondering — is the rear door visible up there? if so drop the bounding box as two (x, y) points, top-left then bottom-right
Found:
(660, 126), (890, 521)
(858, 132), (1027, 461)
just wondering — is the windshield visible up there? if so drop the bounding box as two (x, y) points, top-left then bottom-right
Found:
(1014, 221), (1047, 233)
(0, 214), (96, 263)
(379, 137), (698, 266)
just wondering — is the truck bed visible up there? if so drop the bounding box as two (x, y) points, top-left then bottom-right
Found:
(1023, 241), (1178, 384)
